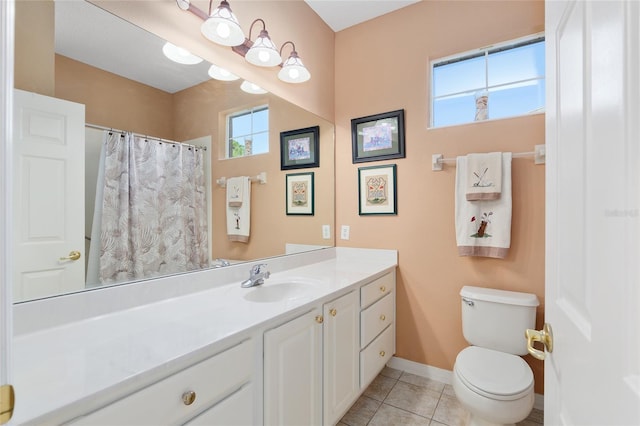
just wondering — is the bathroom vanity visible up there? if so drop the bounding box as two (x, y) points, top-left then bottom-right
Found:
(10, 247), (397, 425)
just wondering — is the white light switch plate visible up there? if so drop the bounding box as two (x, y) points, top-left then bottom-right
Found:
(322, 225), (331, 239)
(340, 225), (350, 240)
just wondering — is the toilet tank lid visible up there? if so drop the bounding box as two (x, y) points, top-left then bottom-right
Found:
(460, 286), (539, 307)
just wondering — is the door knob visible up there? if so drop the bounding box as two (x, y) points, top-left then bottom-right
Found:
(59, 250), (81, 261)
(525, 323), (553, 360)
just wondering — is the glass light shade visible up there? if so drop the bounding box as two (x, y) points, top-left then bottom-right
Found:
(278, 52), (311, 83)
(208, 64), (239, 81)
(200, 1), (245, 46)
(162, 42), (203, 65)
(245, 30), (282, 67)
(240, 80), (267, 94)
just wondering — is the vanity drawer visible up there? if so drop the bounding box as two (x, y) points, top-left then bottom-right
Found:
(184, 383), (254, 426)
(360, 292), (394, 349)
(360, 324), (394, 389)
(68, 339), (254, 425)
(360, 272), (395, 309)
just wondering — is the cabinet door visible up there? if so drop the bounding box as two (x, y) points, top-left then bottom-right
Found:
(323, 291), (359, 426)
(264, 309), (322, 426)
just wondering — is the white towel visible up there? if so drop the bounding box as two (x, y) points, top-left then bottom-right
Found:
(227, 176), (244, 207)
(455, 153), (512, 258)
(466, 152), (503, 200)
(226, 176), (251, 243)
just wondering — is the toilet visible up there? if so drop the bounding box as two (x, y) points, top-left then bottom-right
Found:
(452, 286), (539, 426)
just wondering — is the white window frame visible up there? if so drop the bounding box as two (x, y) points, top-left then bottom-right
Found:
(429, 32), (545, 128)
(225, 104), (269, 158)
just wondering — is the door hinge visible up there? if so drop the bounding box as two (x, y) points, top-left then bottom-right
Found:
(0, 384), (15, 425)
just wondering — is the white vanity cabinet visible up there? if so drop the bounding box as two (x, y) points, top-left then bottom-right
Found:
(323, 291), (359, 425)
(66, 339), (255, 426)
(359, 272), (396, 388)
(263, 308), (324, 425)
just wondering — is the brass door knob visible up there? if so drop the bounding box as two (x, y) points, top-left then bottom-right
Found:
(329, 308), (337, 317)
(59, 250), (81, 261)
(315, 315), (324, 324)
(182, 390), (196, 406)
(525, 323), (553, 360)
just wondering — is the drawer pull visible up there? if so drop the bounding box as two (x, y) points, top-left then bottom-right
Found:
(380, 286), (386, 292)
(379, 350), (386, 357)
(380, 314), (386, 321)
(315, 315), (324, 324)
(329, 308), (337, 317)
(182, 390), (197, 406)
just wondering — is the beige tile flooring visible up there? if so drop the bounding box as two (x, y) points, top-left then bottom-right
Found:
(338, 367), (544, 426)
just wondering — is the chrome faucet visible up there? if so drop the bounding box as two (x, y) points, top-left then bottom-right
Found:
(241, 263), (270, 288)
(212, 258), (231, 268)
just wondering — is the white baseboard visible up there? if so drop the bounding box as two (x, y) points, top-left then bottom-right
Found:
(387, 356), (544, 412)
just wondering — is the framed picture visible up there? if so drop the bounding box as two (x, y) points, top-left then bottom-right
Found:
(358, 164), (397, 215)
(351, 109), (405, 163)
(286, 172), (314, 215)
(280, 126), (320, 170)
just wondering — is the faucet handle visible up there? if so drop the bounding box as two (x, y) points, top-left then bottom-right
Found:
(251, 263), (268, 275)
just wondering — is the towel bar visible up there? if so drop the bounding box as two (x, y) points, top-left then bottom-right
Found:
(431, 145), (546, 171)
(216, 172), (267, 188)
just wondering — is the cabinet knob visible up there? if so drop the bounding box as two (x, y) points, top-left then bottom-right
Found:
(329, 308), (337, 317)
(182, 390), (197, 406)
(380, 286), (386, 292)
(315, 315), (324, 324)
(379, 351), (386, 357)
(380, 314), (386, 321)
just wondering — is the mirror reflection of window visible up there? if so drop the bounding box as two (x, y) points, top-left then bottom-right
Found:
(227, 105), (269, 158)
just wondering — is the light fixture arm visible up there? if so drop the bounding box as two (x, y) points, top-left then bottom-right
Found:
(279, 41), (297, 58)
(248, 18), (266, 42)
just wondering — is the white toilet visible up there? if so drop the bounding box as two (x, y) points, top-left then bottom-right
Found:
(452, 286), (539, 426)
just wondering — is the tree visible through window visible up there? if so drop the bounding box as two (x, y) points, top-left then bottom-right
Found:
(227, 105), (269, 158)
(431, 35), (545, 128)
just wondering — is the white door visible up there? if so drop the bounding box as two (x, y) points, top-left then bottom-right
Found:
(264, 309), (323, 426)
(545, 1), (640, 424)
(13, 89), (85, 302)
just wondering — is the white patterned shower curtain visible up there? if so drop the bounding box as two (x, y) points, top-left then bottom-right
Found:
(87, 131), (209, 285)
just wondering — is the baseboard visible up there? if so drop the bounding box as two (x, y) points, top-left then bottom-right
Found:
(388, 356), (544, 411)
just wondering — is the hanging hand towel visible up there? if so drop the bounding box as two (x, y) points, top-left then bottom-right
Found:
(465, 152), (503, 200)
(227, 176), (251, 242)
(227, 176), (244, 207)
(455, 153), (512, 258)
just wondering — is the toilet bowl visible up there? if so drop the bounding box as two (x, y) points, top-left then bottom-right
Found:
(453, 346), (534, 426)
(453, 286), (539, 426)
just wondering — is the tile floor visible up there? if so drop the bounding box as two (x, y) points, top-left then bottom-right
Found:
(338, 367), (544, 426)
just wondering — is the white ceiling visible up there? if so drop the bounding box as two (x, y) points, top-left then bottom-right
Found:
(53, 0), (419, 94)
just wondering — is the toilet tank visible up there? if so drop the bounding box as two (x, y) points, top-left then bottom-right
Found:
(460, 286), (539, 356)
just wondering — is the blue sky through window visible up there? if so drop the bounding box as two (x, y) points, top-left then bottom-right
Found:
(228, 106), (269, 157)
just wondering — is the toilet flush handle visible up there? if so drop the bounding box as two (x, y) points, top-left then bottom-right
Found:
(462, 297), (474, 307)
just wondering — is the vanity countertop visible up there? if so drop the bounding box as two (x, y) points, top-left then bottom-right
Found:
(11, 247), (397, 424)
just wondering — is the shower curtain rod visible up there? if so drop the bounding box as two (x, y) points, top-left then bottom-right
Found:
(85, 123), (208, 151)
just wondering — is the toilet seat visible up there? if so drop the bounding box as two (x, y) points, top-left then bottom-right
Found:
(455, 346), (534, 401)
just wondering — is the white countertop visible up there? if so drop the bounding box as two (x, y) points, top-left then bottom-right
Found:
(10, 248), (397, 424)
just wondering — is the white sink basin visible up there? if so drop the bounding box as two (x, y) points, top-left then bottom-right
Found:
(243, 278), (322, 303)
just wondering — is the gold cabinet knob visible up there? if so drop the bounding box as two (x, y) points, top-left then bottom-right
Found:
(380, 286), (386, 292)
(329, 308), (337, 317)
(380, 314), (386, 321)
(315, 315), (324, 324)
(182, 390), (196, 406)
(59, 250), (81, 261)
(379, 350), (386, 357)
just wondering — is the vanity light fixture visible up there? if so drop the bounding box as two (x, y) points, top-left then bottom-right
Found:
(240, 80), (268, 94)
(244, 19), (282, 67)
(278, 41), (311, 83)
(162, 42), (203, 65)
(200, 0), (245, 46)
(208, 64), (240, 81)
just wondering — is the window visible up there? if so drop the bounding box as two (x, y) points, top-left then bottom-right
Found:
(226, 105), (269, 158)
(431, 34), (545, 128)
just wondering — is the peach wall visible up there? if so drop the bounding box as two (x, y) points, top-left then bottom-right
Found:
(91, 0), (335, 122)
(55, 55), (175, 138)
(334, 1), (546, 393)
(14, 0), (54, 96)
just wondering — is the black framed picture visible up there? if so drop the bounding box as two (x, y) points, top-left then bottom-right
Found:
(351, 109), (405, 163)
(280, 126), (320, 170)
(286, 172), (314, 215)
(358, 164), (397, 215)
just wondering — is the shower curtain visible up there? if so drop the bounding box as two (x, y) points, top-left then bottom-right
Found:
(87, 131), (209, 285)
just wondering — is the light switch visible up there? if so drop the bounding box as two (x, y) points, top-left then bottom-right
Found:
(340, 225), (350, 240)
(322, 225), (331, 239)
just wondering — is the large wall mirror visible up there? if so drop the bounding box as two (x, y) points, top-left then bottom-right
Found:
(12, 0), (335, 303)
